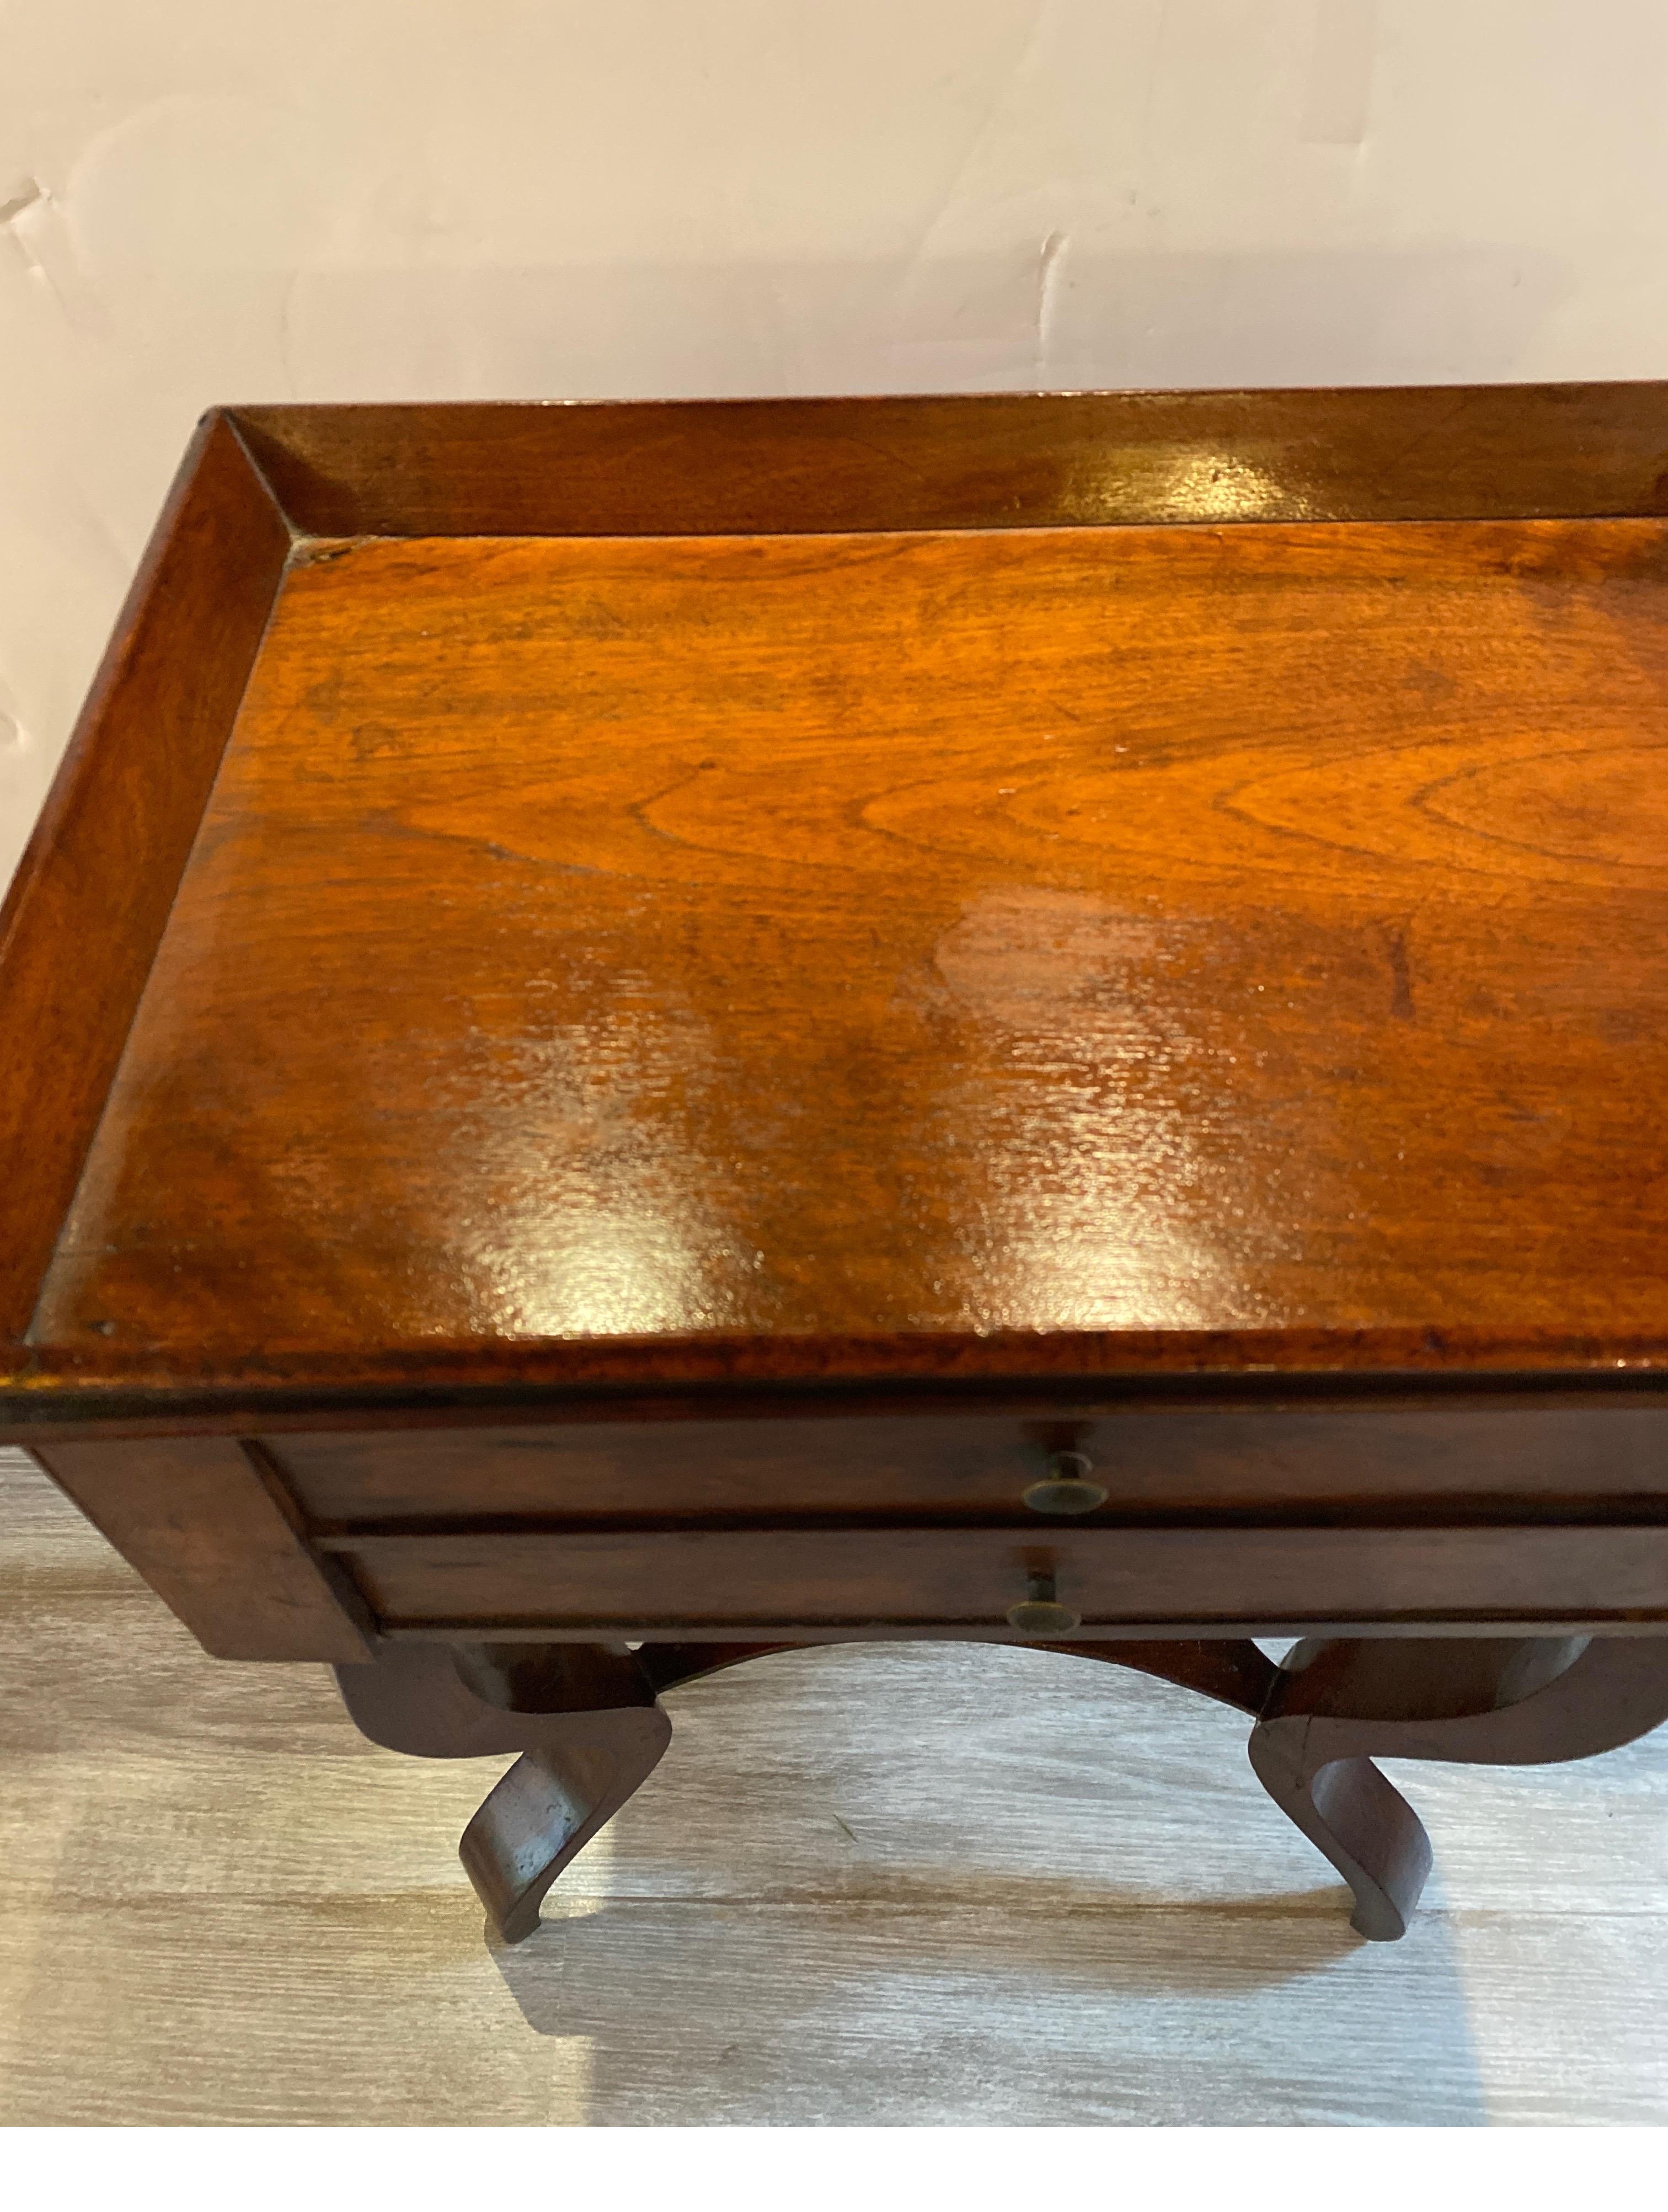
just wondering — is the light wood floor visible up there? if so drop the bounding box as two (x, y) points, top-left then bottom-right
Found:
(3, 1446), (1667, 2124)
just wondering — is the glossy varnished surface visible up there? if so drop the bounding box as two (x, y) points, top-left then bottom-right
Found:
(28, 513), (1668, 1380)
(229, 386), (1668, 538)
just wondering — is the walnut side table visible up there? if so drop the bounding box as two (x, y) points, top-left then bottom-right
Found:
(6, 389), (1668, 1947)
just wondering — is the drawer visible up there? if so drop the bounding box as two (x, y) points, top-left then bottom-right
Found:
(325, 1523), (1668, 1633)
(39, 1423), (1668, 1663)
(271, 1404), (1668, 1525)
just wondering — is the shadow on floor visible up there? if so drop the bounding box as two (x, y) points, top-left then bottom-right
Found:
(483, 1868), (1485, 2123)
(491, 1871), (1367, 2024)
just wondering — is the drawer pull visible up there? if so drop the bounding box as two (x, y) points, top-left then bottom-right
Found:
(1022, 1451), (1108, 1517)
(1006, 1570), (1081, 1637)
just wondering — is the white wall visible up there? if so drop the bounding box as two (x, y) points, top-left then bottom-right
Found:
(4, 1), (1667, 893)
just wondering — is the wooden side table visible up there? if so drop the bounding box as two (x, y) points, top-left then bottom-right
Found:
(6, 388), (1668, 1947)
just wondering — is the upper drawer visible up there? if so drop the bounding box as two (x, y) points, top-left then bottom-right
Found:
(270, 1403), (1668, 1526)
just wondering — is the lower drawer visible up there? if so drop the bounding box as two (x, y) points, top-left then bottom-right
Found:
(327, 1523), (1668, 1633)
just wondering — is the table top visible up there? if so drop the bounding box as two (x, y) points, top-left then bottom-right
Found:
(6, 389), (1668, 1426)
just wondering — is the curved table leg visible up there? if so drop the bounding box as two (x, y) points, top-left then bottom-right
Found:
(1248, 1636), (1668, 1941)
(347, 1637), (1275, 1940)
(339, 1633), (1668, 1947)
(335, 1642), (671, 1942)
(459, 1712), (672, 1943)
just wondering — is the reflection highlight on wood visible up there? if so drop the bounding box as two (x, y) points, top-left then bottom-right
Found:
(13, 391), (1668, 2119)
(25, 505), (1668, 1388)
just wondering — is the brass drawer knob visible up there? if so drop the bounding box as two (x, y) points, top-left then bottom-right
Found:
(1006, 1569), (1082, 1637)
(1022, 1450), (1108, 1517)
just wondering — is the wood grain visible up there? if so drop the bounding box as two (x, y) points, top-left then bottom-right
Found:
(0, 412), (290, 1344)
(25, 514), (1668, 1398)
(228, 385), (1668, 538)
(4, 1447), (1668, 2124)
(10, 399), (1668, 1998)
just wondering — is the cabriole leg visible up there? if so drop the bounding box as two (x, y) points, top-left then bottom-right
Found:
(1247, 1636), (1668, 1940)
(334, 1641), (671, 1942)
